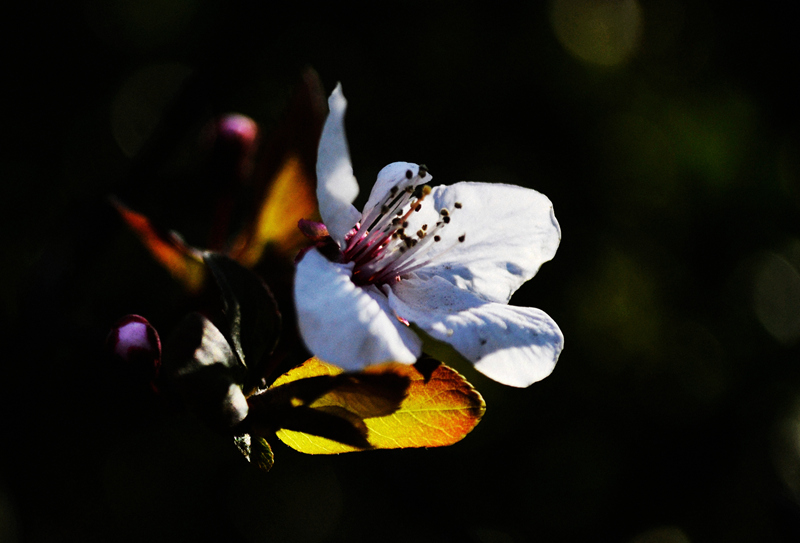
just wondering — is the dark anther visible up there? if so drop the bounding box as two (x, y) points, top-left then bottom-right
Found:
(443, 216), (451, 224)
(440, 209), (449, 216)
(454, 202), (462, 209)
(405, 169), (413, 179)
(415, 204), (422, 212)
(381, 205), (389, 214)
(422, 224), (428, 230)
(402, 221), (409, 228)
(458, 234), (466, 242)
(434, 235), (441, 242)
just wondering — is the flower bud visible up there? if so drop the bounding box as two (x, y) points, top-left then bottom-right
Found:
(107, 314), (161, 390)
(204, 113), (259, 182)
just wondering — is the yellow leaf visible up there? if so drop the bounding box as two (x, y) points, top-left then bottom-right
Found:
(274, 358), (486, 454)
(229, 69), (326, 266)
(231, 153), (318, 267)
(270, 357), (341, 385)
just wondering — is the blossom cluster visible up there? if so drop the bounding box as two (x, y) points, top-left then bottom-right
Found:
(111, 74), (563, 463)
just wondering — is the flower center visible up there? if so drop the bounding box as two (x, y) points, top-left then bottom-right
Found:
(341, 167), (465, 287)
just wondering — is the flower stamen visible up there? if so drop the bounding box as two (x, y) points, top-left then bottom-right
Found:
(361, 202), (466, 285)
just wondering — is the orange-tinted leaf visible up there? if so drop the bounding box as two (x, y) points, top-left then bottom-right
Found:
(230, 154), (318, 266)
(274, 358), (486, 454)
(112, 198), (206, 293)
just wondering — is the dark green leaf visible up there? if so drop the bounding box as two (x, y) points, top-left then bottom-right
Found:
(161, 312), (248, 430)
(234, 434), (275, 472)
(203, 252), (281, 394)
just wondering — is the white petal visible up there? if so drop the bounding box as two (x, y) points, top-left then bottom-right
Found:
(316, 84), (362, 247)
(294, 248), (422, 370)
(362, 162), (431, 216)
(387, 275), (563, 387)
(405, 182), (561, 304)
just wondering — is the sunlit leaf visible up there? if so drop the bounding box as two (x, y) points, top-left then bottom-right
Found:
(272, 358), (486, 454)
(246, 359), (411, 450)
(231, 154), (319, 266)
(272, 405), (373, 450)
(269, 359), (409, 417)
(112, 197), (206, 293)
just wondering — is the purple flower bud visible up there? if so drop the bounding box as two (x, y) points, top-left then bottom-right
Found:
(203, 113), (260, 182)
(217, 114), (259, 149)
(107, 314), (161, 390)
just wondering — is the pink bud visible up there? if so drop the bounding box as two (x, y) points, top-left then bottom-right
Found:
(107, 314), (161, 389)
(202, 113), (260, 182)
(297, 219), (330, 241)
(216, 114), (259, 149)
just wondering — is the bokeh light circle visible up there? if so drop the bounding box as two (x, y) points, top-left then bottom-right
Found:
(551, 0), (643, 67)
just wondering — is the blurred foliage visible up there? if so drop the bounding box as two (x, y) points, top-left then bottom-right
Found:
(4, 1), (800, 542)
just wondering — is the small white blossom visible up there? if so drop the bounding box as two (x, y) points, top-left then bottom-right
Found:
(294, 85), (563, 387)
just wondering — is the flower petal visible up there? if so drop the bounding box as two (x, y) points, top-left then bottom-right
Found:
(404, 182), (560, 304)
(294, 248), (422, 370)
(387, 275), (563, 387)
(362, 162), (431, 217)
(316, 84), (362, 247)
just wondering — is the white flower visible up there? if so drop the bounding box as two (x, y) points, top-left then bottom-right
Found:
(294, 84), (563, 387)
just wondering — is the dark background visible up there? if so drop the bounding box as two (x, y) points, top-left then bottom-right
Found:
(4, 1), (800, 542)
